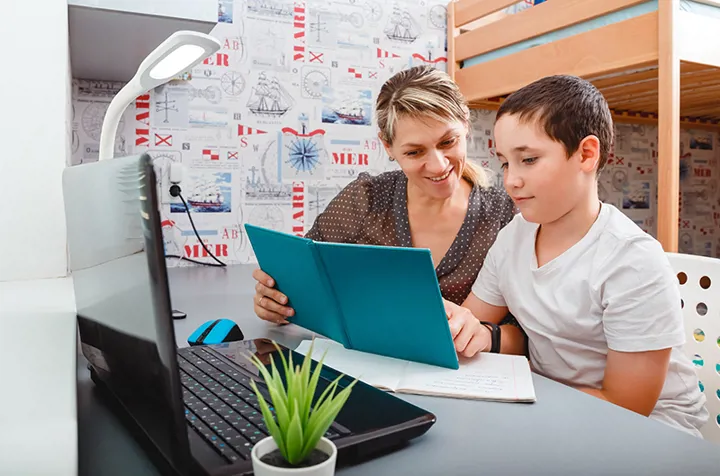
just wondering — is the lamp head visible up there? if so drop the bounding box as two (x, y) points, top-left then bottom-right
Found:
(97, 31), (221, 161)
(133, 31), (221, 90)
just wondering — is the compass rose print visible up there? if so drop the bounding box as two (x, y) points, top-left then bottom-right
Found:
(281, 113), (328, 179)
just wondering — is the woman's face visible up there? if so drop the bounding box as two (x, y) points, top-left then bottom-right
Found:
(383, 115), (468, 200)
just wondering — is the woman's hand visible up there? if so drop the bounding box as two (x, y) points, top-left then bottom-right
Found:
(252, 268), (295, 324)
(443, 299), (491, 358)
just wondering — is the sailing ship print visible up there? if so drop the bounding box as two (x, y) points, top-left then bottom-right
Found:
(246, 72), (293, 117)
(171, 173), (232, 213)
(384, 7), (419, 43)
(333, 103), (366, 124)
(322, 88), (372, 126)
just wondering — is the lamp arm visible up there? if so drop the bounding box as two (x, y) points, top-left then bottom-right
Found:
(98, 80), (145, 161)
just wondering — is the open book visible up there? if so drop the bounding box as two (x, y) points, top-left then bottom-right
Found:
(295, 339), (536, 402)
(244, 224), (459, 369)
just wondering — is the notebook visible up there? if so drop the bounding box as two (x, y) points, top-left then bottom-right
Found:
(244, 223), (460, 369)
(295, 339), (536, 402)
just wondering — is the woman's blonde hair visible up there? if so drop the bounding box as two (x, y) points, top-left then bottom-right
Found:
(375, 65), (489, 188)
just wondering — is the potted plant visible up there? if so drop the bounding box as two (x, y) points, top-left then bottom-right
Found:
(248, 340), (357, 475)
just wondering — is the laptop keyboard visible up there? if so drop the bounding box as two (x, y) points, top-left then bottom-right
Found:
(177, 346), (348, 464)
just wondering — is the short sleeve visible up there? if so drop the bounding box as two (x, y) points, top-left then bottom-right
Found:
(304, 173), (372, 243)
(471, 238), (506, 307)
(601, 238), (686, 352)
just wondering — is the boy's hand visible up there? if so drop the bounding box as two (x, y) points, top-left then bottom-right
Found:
(443, 299), (491, 358)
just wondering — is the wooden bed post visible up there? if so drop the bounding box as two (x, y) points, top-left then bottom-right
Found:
(657, 0), (680, 253)
(447, 0), (457, 81)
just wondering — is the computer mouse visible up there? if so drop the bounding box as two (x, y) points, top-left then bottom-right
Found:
(187, 318), (245, 346)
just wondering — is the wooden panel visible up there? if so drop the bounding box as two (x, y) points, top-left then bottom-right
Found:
(590, 68), (659, 89)
(609, 82), (720, 111)
(455, 0), (646, 62)
(677, 11), (720, 68)
(657, 0), (680, 253)
(601, 70), (720, 102)
(447, 1), (457, 80)
(455, 12), (659, 103)
(454, 0), (518, 27)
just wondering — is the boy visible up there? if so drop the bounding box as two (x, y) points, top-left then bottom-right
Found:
(446, 75), (709, 438)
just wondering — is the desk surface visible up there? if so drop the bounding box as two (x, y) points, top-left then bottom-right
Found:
(78, 264), (720, 476)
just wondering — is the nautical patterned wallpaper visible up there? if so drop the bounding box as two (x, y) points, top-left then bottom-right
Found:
(69, 0), (720, 262)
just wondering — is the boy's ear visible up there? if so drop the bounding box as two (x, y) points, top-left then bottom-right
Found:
(578, 135), (601, 173)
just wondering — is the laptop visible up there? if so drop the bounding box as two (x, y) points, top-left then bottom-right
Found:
(63, 153), (436, 476)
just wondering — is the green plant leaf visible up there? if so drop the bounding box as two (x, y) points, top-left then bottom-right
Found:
(245, 340), (357, 467)
(302, 379), (357, 455)
(250, 379), (286, 457)
(247, 351), (290, 437)
(304, 345), (328, 428)
(298, 343), (314, 427)
(265, 354), (290, 435)
(285, 399), (305, 465)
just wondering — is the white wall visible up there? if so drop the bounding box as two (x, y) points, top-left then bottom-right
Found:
(0, 0), (71, 281)
(67, 0), (217, 22)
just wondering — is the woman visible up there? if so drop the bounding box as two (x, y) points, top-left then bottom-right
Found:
(252, 65), (520, 357)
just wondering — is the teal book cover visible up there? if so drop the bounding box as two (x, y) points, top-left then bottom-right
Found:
(244, 224), (459, 369)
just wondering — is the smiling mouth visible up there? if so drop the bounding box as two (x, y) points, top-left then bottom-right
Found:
(513, 196), (533, 203)
(428, 167), (453, 182)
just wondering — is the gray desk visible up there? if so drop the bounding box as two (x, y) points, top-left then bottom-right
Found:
(78, 265), (720, 476)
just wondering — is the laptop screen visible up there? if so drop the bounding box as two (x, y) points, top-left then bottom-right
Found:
(63, 154), (192, 473)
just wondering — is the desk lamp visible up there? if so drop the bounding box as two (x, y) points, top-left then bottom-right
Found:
(98, 30), (221, 160)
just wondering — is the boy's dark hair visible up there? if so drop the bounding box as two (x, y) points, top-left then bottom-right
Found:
(496, 75), (614, 174)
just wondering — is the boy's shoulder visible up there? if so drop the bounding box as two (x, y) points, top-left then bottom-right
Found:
(597, 203), (664, 258)
(592, 204), (675, 285)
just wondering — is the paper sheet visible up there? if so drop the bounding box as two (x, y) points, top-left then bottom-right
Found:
(294, 339), (536, 402)
(294, 339), (407, 391)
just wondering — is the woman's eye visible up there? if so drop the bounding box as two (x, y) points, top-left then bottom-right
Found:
(441, 138), (457, 147)
(500, 162), (508, 170)
(405, 150), (419, 157)
(523, 157), (538, 164)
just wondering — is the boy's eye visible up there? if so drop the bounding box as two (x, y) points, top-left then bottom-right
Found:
(522, 157), (538, 164)
(499, 162), (508, 170)
(440, 137), (457, 147)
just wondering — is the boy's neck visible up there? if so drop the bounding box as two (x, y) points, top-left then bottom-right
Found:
(535, 190), (601, 267)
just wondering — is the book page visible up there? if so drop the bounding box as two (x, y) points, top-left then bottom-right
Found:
(294, 339), (407, 391)
(397, 353), (536, 402)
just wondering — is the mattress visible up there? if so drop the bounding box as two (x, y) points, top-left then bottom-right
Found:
(461, 0), (720, 69)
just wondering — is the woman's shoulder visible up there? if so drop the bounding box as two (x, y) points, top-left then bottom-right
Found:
(338, 169), (404, 210)
(474, 184), (517, 226)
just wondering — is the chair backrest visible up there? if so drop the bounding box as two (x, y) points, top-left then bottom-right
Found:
(665, 252), (720, 443)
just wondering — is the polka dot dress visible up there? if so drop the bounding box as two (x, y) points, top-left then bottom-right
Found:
(305, 170), (518, 324)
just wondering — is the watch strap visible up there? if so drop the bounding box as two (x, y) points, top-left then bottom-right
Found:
(479, 321), (501, 353)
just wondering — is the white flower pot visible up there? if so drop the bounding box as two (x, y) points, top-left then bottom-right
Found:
(251, 436), (337, 476)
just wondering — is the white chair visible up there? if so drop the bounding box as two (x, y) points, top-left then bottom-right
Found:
(666, 252), (720, 443)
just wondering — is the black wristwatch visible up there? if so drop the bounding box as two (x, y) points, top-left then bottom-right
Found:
(480, 321), (501, 353)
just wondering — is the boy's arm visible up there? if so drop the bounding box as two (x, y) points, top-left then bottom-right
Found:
(443, 229), (527, 356)
(574, 348), (672, 416)
(459, 293), (527, 356)
(573, 239), (684, 416)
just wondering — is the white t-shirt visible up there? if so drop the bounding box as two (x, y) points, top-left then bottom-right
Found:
(472, 202), (709, 437)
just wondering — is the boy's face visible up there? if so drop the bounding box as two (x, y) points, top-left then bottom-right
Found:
(494, 113), (599, 224)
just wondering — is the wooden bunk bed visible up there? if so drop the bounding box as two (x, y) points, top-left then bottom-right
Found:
(447, 0), (720, 253)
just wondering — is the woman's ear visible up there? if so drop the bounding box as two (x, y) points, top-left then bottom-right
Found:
(378, 132), (393, 161)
